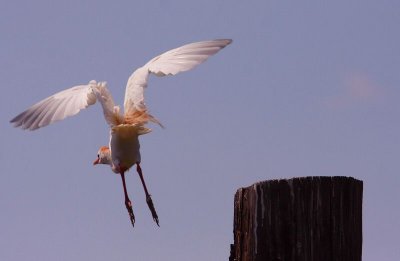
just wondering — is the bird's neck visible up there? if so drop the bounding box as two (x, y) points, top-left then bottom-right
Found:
(101, 150), (113, 166)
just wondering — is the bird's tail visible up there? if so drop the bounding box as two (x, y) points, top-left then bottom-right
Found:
(111, 124), (152, 137)
(124, 110), (164, 128)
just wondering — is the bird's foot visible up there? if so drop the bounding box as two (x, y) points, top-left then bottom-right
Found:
(146, 195), (159, 226)
(125, 200), (135, 227)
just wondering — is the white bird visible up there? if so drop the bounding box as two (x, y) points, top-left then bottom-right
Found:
(10, 39), (232, 227)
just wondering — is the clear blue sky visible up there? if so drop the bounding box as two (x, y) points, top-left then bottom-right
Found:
(1, 1), (399, 260)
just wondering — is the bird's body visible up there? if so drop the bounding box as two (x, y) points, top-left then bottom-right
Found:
(109, 124), (143, 173)
(10, 39), (232, 227)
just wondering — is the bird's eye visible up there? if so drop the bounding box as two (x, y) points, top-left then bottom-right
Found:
(97, 154), (100, 158)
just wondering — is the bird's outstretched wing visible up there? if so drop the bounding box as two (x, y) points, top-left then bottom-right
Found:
(10, 80), (120, 130)
(123, 39), (232, 116)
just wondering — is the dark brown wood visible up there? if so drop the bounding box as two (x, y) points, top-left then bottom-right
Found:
(229, 176), (363, 261)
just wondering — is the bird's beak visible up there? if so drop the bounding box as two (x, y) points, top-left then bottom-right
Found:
(93, 158), (100, 165)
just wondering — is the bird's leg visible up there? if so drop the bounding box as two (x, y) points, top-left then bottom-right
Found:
(136, 163), (159, 226)
(120, 170), (135, 227)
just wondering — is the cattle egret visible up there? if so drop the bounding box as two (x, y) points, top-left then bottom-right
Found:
(10, 39), (232, 227)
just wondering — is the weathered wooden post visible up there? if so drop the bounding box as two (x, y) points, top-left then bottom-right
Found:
(229, 176), (363, 261)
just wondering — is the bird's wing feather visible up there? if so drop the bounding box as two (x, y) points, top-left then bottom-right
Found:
(92, 81), (123, 127)
(10, 80), (119, 130)
(123, 39), (232, 115)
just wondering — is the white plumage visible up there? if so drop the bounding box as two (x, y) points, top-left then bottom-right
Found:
(10, 39), (232, 227)
(11, 39), (231, 130)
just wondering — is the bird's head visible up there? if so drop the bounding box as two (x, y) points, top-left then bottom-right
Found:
(93, 146), (112, 166)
